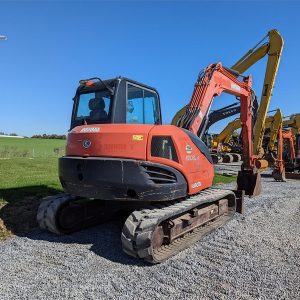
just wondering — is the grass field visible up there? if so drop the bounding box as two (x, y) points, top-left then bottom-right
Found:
(0, 137), (65, 158)
(0, 138), (236, 240)
(0, 157), (63, 239)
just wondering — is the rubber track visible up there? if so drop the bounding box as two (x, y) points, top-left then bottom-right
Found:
(121, 188), (236, 264)
(37, 193), (76, 234)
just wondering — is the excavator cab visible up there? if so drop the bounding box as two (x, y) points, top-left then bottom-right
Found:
(71, 77), (162, 129)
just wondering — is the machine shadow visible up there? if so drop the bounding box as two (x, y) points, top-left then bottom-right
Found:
(21, 220), (147, 266)
(0, 185), (62, 234)
(0, 186), (147, 266)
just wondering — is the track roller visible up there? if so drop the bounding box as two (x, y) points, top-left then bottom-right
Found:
(222, 153), (234, 163)
(211, 154), (219, 164)
(231, 153), (241, 162)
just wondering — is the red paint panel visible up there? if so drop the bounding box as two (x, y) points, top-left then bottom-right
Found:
(66, 124), (154, 160)
(148, 125), (214, 195)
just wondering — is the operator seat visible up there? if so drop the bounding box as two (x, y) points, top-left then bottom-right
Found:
(89, 97), (107, 120)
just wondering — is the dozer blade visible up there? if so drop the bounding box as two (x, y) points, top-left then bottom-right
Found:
(237, 171), (262, 196)
(272, 168), (286, 182)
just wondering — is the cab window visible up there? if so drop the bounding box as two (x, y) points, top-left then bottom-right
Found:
(75, 91), (111, 123)
(126, 84), (160, 124)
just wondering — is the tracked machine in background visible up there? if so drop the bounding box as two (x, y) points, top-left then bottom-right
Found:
(284, 114), (300, 176)
(213, 109), (300, 182)
(173, 29), (283, 167)
(263, 109), (284, 161)
(230, 29), (284, 160)
(171, 29), (284, 157)
(273, 128), (300, 180)
(193, 101), (253, 164)
(283, 113), (300, 135)
(37, 63), (262, 263)
(213, 109), (283, 165)
(210, 118), (243, 163)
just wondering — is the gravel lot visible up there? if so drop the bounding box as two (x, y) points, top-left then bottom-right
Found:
(0, 177), (299, 300)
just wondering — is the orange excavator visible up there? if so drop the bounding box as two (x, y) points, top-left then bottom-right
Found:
(273, 128), (300, 180)
(37, 63), (261, 263)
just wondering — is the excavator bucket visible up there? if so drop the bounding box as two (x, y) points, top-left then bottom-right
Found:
(272, 168), (286, 182)
(237, 171), (262, 196)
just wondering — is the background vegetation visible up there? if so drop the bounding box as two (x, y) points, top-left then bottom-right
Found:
(0, 137), (65, 158)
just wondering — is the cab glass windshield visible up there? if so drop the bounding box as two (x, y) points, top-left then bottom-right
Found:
(74, 90), (112, 124)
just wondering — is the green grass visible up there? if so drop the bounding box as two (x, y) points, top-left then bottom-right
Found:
(0, 157), (63, 239)
(0, 137), (65, 158)
(213, 173), (236, 184)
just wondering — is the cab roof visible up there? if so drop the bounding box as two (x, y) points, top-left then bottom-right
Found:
(76, 76), (159, 95)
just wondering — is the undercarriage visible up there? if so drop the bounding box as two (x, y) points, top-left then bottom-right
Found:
(37, 188), (244, 263)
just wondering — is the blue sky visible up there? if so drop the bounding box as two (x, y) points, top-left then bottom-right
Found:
(0, 0), (299, 136)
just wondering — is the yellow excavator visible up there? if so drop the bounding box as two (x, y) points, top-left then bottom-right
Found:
(215, 111), (299, 160)
(231, 30), (283, 158)
(211, 118), (241, 163)
(283, 113), (300, 135)
(214, 109), (300, 181)
(172, 29), (284, 166)
(264, 109), (284, 153)
(212, 109), (283, 164)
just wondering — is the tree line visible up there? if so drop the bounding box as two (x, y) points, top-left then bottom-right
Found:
(31, 134), (66, 140)
(0, 132), (66, 139)
(0, 132), (18, 136)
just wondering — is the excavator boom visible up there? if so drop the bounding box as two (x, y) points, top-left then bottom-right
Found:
(177, 64), (253, 156)
(176, 63), (261, 195)
(252, 30), (283, 155)
(225, 29), (284, 157)
(267, 109), (283, 152)
(172, 29), (283, 157)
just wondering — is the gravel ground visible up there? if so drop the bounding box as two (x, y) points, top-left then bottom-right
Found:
(0, 177), (299, 300)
